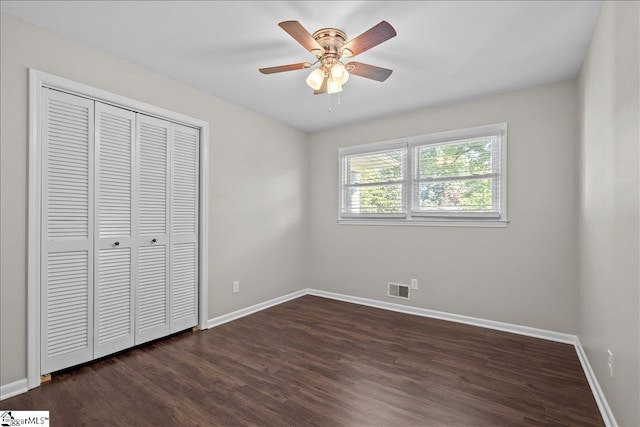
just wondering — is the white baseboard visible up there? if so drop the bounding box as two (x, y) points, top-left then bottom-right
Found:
(574, 337), (617, 427)
(207, 289), (307, 329)
(3, 287), (614, 425)
(306, 289), (576, 344)
(0, 378), (28, 401)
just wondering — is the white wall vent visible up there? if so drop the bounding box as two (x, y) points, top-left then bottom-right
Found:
(388, 282), (410, 300)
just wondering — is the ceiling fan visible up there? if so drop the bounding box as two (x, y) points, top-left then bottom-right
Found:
(259, 20), (397, 95)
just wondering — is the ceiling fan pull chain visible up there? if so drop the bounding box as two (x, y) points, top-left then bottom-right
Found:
(328, 93), (332, 112)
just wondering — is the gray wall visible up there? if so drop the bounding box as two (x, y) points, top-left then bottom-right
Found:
(578, 1), (640, 426)
(0, 13), (309, 386)
(308, 80), (580, 334)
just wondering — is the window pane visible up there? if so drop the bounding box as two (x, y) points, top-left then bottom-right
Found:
(418, 137), (495, 180)
(345, 184), (403, 214)
(417, 178), (494, 212)
(347, 149), (404, 185)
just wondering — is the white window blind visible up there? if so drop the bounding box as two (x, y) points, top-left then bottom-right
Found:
(413, 135), (501, 217)
(338, 123), (507, 226)
(340, 146), (407, 217)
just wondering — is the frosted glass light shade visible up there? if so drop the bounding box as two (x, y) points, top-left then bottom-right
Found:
(306, 68), (325, 90)
(327, 77), (342, 94)
(331, 63), (349, 85)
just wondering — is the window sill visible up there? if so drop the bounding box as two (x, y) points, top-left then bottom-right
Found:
(337, 218), (509, 228)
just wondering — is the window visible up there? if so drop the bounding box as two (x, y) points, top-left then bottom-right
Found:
(338, 123), (507, 226)
(340, 145), (406, 217)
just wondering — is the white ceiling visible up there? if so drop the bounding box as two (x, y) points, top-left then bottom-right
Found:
(1, 1), (601, 132)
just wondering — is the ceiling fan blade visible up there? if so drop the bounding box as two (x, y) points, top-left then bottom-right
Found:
(259, 62), (312, 74)
(313, 78), (328, 95)
(341, 21), (396, 57)
(278, 21), (325, 54)
(346, 62), (393, 82)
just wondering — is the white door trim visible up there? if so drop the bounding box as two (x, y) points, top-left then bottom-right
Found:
(27, 68), (210, 389)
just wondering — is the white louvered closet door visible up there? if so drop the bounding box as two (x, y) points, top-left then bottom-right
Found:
(41, 89), (95, 374)
(170, 124), (199, 332)
(94, 103), (136, 358)
(39, 85), (201, 375)
(135, 114), (171, 345)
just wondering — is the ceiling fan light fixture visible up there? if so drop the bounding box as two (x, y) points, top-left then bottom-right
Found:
(306, 68), (325, 90)
(331, 62), (349, 85)
(327, 76), (343, 94)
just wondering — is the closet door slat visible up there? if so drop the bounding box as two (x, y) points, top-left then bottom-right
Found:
(41, 88), (94, 374)
(135, 114), (170, 345)
(170, 124), (199, 332)
(94, 103), (136, 359)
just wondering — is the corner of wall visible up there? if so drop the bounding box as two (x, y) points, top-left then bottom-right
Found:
(576, 1), (640, 425)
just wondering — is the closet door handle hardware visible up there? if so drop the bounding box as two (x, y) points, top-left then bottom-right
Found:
(114, 241), (120, 246)
(151, 238), (157, 243)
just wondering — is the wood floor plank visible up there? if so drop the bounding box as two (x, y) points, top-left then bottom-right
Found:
(1, 295), (603, 426)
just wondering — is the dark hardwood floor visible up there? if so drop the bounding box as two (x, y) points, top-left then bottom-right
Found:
(2, 295), (603, 426)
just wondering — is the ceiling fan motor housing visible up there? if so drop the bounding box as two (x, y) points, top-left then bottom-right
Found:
(312, 28), (347, 54)
(312, 28), (350, 71)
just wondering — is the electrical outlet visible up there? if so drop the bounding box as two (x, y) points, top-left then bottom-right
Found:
(232, 281), (240, 293)
(607, 349), (614, 377)
(410, 278), (419, 290)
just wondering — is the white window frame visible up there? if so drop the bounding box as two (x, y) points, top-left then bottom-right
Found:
(338, 123), (508, 227)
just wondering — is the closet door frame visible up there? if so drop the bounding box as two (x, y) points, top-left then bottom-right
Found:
(28, 69), (209, 390)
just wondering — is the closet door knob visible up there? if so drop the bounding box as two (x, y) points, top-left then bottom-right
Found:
(151, 238), (157, 243)
(114, 241), (120, 246)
